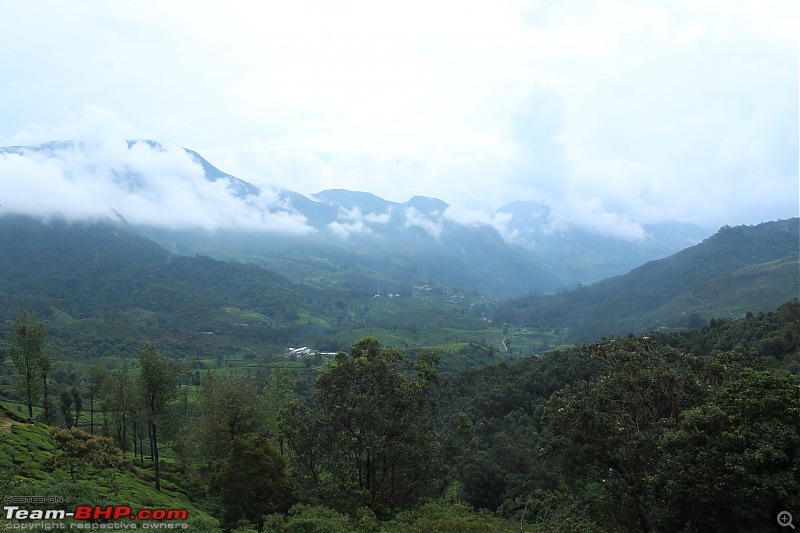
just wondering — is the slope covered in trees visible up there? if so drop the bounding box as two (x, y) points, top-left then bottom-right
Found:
(0, 215), (504, 366)
(0, 215), (333, 335)
(435, 299), (799, 531)
(1, 301), (797, 531)
(495, 218), (799, 341)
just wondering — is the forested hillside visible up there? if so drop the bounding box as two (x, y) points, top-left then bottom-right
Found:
(0, 215), (333, 330)
(495, 218), (799, 341)
(0, 215), (365, 367)
(1, 300), (797, 532)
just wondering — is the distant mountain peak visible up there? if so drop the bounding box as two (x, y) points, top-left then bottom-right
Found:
(404, 196), (449, 214)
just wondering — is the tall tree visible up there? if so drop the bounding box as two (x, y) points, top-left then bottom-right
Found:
(71, 387), (82, 428)
(212, 434), (291, 532)
(284, 337), (442, 517)
(102, 365), (134, 453)
(263, 365), (296, 454)
(5, 309), (47, 418)
(37, 350), (55, 424)
(138, 342), (182, 491)
(60, 388), (74, 428)
(193, 373), (265, 470)
(86, 364), (107, 435)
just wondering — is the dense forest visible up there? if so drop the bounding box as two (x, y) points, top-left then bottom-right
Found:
(1, 300), (797, 532)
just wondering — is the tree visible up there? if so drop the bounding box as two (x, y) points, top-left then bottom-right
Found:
(263, 365), (296, 454)
(71, 387), (82, 428)
(37, 350), (55, 424)
(60, 389), (74, 428)
(86, 365), (107, 435)
(138, 342), (182, 491)
(212, 434), (291, 532)
(542, 337), (766, 532)
(284, 337), (442, 517)
(654, 370), (800, 532)
(102, 365), (134, 453)
(542, 338), (711, 532)
(192, 373), (264, 469)
(5, 309), (47, 418)
(44, 427), (127, 482)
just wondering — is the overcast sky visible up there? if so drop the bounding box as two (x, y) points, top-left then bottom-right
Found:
(0, 0), (797, 235)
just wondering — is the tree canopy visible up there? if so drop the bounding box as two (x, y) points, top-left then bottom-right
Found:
(283, 337), (442, 518)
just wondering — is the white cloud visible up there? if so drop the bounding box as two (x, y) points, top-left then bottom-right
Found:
(444, 205), (516, 240)
(328, 219), (370, 239)
(403, 207), (442, 240)
(363, 210), (392, 224)
(326, 205), (392, 239)
(0, 137), (315, 234)
(0, 1), (796, 236)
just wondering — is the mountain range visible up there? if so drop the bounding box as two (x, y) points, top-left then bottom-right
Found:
(1, 138), (796, 352)
(0, 139), (709, 298)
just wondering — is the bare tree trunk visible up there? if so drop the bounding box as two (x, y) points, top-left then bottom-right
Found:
(151, 421), (161, 492)
(41, 376), (50, 424)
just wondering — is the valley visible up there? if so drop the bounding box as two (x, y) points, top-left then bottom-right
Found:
(0, 143), (797, 533)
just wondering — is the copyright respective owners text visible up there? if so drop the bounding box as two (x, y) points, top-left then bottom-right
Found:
(3, 499), (190, 530)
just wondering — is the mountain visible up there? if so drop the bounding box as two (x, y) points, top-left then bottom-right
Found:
(495, 218), (800, 341)
(497, 199), (711, 282)
(0, 215), (340, 352)
(1, 139), (708, 298)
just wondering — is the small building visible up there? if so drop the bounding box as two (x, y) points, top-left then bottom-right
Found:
(286, 347), (312, 358)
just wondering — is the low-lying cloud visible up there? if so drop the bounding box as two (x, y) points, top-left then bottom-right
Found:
(403, 207), (443, 240)
(0, 139), (315, 234)
(444, 205), (517, 241)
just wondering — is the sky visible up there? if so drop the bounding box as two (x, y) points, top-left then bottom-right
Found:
(0, 0), (797, 237)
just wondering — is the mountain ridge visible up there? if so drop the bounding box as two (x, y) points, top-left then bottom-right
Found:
(495, 218), (800, 341)
(1, 139), (713, 296)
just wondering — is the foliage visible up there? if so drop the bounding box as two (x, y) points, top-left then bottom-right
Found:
(542, 339), (704, 531)
(382, 501), (517, 532)
(43, 426), (127, 482)
(188, 373), (265, 470)
(263, 504), (357, 533)
(540, 336), (794, 531)
(212, 434), (292, 532)
(0, 400), (220, 529)
(654, 370), (800, 532)
(657, 299), (800, 370)
(101, 363), (135, 452)
(5, 309), (48, 417)
(283, 337), (442, 518)
(435, 347), (600, 511)
(138, 342), (183, 491)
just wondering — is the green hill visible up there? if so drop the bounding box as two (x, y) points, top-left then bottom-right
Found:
(0, 216), (503, 368)
(0, 216), (349, 359)
(495, 219), (799, 341)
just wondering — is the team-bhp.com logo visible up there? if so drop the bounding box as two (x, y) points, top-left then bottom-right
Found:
(5, 505), (188, 527)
